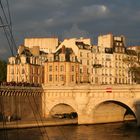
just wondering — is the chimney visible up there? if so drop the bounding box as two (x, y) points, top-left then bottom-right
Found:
(62, 45), (65, 54)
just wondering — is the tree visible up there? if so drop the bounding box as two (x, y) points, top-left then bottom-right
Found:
(0, 60), (7, 81)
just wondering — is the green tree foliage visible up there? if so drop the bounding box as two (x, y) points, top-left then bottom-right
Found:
(0, 60), (7, 81)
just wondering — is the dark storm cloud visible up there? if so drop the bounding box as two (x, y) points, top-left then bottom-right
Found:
(1, 0), (140, 59)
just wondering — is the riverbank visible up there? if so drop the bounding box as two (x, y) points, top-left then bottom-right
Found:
(0, 119), (78, 130)
(0, 118), (136, 130)
(0, 121), (139, 140)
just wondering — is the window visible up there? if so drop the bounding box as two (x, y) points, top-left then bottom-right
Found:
(60, 65), (64, 71)
(80, 68), (82, 73)
(11, 68), (14, 74)
(60, 75), (64, 81)
(22, 68), (24, 74)
(87, 68), (89, 74)
(80, 52), (82, 57)
(72, 66), (74, 72)
(49, 75), (52, 81)
(49, 65), (52, 71)
(32, 67), (35, 74)
(87, 60), (89, 65)
(60, 56), (64, 61)
(95, 68), (97, 74)
(105, 62), (107, 67)
(37, 68), (40, 74)
(72, 75), (74, 82)
(12, 60), (14, 64)
(105, 78), (107, 84)
(49, 57), (53, 62)
(55, 66), (58, 71)
(71, 56), (75, 62)
(55, 75), (57, 81)
(95, 77), (98, 83)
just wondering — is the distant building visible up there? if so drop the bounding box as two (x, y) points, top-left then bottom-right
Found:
(7, 35), (140, 85)
(56, 38), (92, 83)
(91, 34), (138, 85)
(7, 45), (45, 85)
(44, 46), (80, 85)
(127, 46), (140, 52)
(24, 37), (59, 53)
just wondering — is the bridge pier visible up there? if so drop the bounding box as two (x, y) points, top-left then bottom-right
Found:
(135, 103), (140, 127)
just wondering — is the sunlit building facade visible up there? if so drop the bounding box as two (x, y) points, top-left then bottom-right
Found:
(7, 35), (140, 85)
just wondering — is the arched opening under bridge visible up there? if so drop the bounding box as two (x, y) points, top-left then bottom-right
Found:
(93, 100), (136, 124)
(49, 103), (78, 124)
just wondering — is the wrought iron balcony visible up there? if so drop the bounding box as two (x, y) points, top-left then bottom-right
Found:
(93, 64), (102, 68)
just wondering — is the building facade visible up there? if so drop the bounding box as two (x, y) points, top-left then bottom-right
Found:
(44, 46), (80, 85)
(7, 35), (140, 85)
(7, 45), (45, 85)
(91, 34), (139, 85)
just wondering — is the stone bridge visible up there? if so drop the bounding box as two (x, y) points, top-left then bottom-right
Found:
(42, 84), (140, 126)
(0, 86), (42, 96)
(0, 85), (140, 126)
(0, 86), (43, 120)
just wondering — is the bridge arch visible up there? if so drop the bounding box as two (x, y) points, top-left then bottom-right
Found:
(92, 100), (136, 123)
(49, 103), (78, 120)
(48, 101), (78, 120)
(48, 100), (78, 113)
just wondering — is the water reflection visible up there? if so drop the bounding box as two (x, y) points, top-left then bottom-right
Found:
(0, 121), (139, 140)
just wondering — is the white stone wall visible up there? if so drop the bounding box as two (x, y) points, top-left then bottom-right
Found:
(42, 85), (140, 125)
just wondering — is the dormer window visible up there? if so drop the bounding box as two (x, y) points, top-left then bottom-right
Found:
(12, 60), (14, 64)
(60, 56), (64, 61)
(70, 56), (75, 62)
(115, 47), (119, 52)
(49, 57), (53, 62)
(48, 54), (54, 62)
(59, 54), (65, 62)
(55, 56), (59, 61)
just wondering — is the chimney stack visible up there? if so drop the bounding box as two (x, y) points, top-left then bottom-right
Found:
(62, 45), (65, 54)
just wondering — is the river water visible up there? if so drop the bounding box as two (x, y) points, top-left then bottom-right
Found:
(0, 121), (140, 140)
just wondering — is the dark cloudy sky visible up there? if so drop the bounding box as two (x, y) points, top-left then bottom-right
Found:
(0, 0), (140, 60)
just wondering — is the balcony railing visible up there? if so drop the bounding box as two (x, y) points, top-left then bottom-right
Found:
(93, 64), (102, 68)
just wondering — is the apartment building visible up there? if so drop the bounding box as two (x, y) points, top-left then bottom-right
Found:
(24, 37), (59, 53)
(7, 35), (140, 85)
(44, 46), (80, 85)
(56, 38), (92, 83)
(91, 34), (137, 85)
(7, 45), (45, 85)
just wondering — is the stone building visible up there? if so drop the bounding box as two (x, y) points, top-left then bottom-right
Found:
(44, 46), (80, 85)
(91, 34), (139, 85)
(7, 45), (45, 85)
(56, 38), (92, 83)
(24, 37), (59, 53)
(7, 35), (140, 85)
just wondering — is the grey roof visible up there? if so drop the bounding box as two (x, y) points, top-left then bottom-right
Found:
(126, 49), (137, 56)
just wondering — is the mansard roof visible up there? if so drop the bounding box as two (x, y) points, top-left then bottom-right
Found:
(53, 46), (78, 62)
(126, 49), (137, 56)
(20, 48), (32, 56)
(75, 41), (91, 50)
